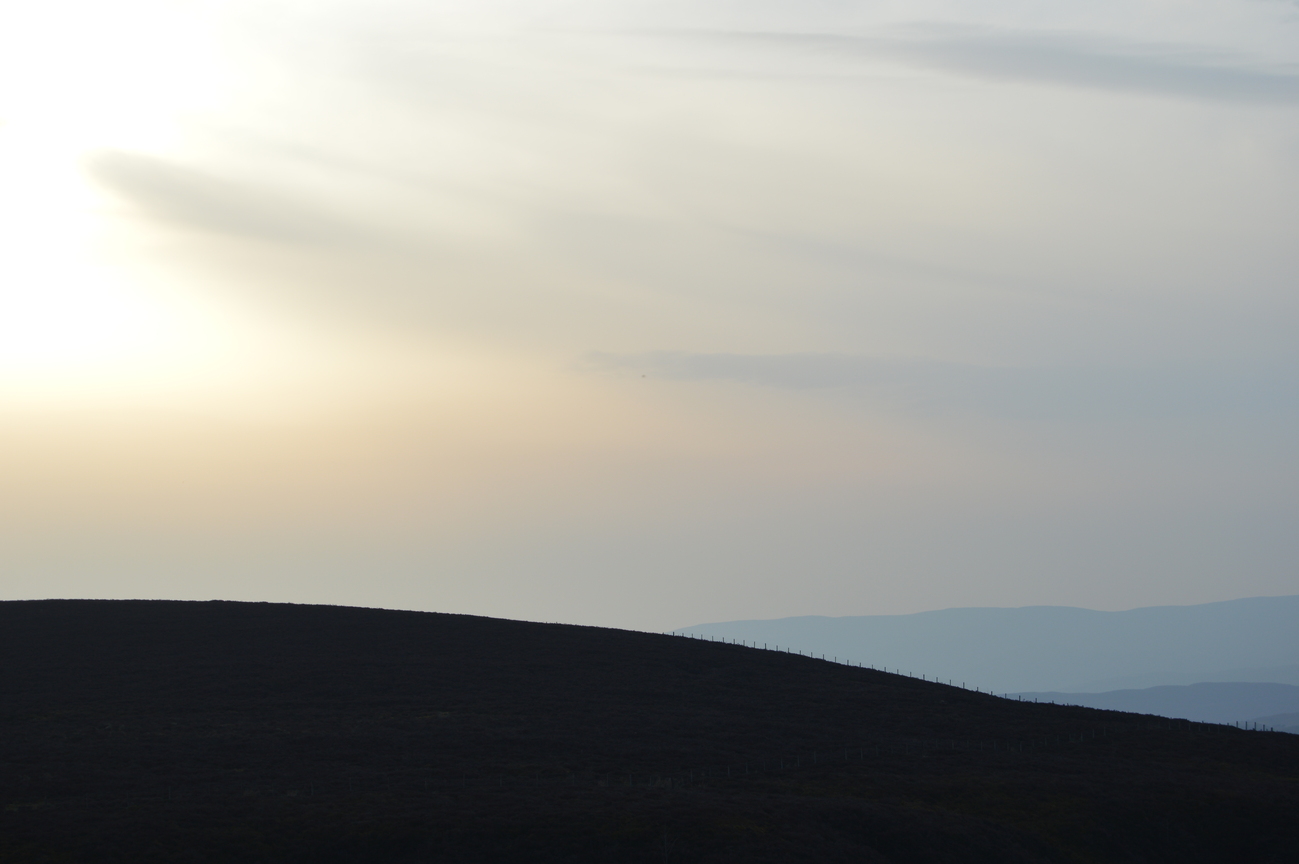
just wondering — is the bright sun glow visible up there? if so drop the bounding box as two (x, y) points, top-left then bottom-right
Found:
(0, 134), (174, 367)
(0, 1), (263, 407)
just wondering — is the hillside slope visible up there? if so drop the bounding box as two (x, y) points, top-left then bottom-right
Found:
(2, 600), (1297, 863)
(1010, 682), (1299, 725)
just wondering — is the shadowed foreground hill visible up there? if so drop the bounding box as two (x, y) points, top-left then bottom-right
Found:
(2, 600), (1297, 863)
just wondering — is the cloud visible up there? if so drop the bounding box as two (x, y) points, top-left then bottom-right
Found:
(586, 351), (1299, 420)
(86, 150), (364, 245)
(716, 27), (1299, 104)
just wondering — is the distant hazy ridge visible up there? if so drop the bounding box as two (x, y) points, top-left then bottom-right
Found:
(675, 595), (1299, 694)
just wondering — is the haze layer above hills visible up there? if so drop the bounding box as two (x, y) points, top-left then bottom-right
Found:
(675, 595), (1299, 694)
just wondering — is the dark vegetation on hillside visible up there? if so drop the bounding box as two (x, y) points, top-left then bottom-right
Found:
(2, 600), (1297, 863)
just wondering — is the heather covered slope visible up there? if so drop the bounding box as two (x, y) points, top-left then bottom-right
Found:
(2, 600), (1298, 863)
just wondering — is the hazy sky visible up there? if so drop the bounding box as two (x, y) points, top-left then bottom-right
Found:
(1, 0), (1297, 631)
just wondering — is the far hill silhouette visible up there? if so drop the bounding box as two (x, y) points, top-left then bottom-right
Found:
(676, 595), (1299, 692)
(1010, 681), (1299, 725)
(2, 599), (1297, 863)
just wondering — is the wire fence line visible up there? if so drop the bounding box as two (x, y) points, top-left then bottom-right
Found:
(667, 630), (1037, 697)
(664, 631), (1290, 731)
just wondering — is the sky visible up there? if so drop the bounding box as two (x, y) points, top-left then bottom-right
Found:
(1, 0), (1296, 632)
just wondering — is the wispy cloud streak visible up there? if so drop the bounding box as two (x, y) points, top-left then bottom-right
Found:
(587, 352), (1299, 420)
(698, 27), (1299, 103)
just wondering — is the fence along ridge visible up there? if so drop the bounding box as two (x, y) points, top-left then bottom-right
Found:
(669, 629), (1018, 695)
(665, 631), (1290, 727)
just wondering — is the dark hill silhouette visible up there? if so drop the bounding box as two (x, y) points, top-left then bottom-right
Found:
(2, 599), (1297, 863)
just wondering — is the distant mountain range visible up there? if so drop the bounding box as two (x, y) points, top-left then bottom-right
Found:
(674, 595), (1299, 694)
(1009, 682), (1299, 728)
(1253, 712), (1299, 734)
